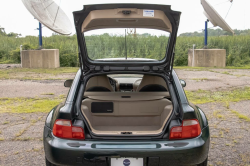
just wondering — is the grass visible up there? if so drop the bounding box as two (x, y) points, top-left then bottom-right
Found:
(185, 87), (250, 104)
(174, 66), (250, 70)
(225, 65), (250, 69)
(213, 110), (224, 119)
(15, 128), (27, 137)
(174, 66), (208, 70)
(233, 140), (238, 143)
(15, 137), (32, 141)
(221, 71), (233, 75)
(0, 67), (78, 80)
(230, 110), (250, 122)
(0, 97), (64, 113)
(191, 78), (208, 81)
(41, 93), (54, 95)
(0, 138), (4, 141)
(3, 121), (9, 125)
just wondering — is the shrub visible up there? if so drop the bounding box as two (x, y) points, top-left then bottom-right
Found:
(60, 53), (78, 67)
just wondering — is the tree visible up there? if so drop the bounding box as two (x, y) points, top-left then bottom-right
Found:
(7, 32), (22, 38)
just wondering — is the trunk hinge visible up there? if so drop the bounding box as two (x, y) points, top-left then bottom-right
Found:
(169, 52), (175, 81)
(78, 52), (94, 80)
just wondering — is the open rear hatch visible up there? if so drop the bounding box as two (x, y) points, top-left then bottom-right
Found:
(73, 4), (181, 77)
(73, 4), (181, 137)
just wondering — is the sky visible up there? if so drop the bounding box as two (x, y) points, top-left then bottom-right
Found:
(0, 0), (249, 37)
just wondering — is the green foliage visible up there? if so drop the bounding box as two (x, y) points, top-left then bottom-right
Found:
(60, 52), (78, 67)
(175, 35), (250, 66)
(179, 28), (250, 37)
(0, 50), (7, 59)
(85, 33), (168, 60)
(0, 34), (79, 67)
(22, 43), (36, 50)
(1, 29), (250, 67)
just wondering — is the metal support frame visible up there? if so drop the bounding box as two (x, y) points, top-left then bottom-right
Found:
(204, 19), (209, 49)
(39, 22), (43, 49)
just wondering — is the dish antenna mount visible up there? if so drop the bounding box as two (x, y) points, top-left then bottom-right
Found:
(22, 0), (72, 48)
(201, 0), (234, 48)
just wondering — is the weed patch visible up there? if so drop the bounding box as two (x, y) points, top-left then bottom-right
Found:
(191, 78), (208, 81)
(230, 110), (250, 122)
(185, 87), (250, 104)
(15, 137), (32, 141)
(0, 97), (64, 113)
(0, 67), (78, 80)
(41, 93), (54, 96)
(3, 121), (9, 125)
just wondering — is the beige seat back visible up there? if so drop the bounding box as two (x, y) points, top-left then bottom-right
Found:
(136, 75), (168, 92)
(86, 75), (114, 92)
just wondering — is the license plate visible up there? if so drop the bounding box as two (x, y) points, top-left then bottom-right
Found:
(111, 158), (143, 166)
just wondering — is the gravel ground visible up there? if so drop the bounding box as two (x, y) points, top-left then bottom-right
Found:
(0, 65), (250, 166)
(0, 64), (21, 69)
(0, 79), (70, 98)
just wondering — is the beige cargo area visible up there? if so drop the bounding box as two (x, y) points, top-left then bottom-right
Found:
(81, 92), (172, 135)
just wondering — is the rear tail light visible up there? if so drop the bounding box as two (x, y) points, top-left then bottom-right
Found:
(169, 119), (201, 140)
(52, 119), (85, 139)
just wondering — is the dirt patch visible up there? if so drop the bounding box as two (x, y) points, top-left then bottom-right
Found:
(230, 100), (250, 117)
(176, 69), (250, 91)
(210, 68), (250, 77)
(0, 79), (70, 98)
(0, 113), (46, 165)
(0, 64), (21, 69)
(199, 102), (250, 166)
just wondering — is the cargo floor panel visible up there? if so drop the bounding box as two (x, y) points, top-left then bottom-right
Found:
(81, 92), (173, 135)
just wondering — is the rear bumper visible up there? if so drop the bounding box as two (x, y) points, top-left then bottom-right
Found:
(44, 126), (210, 166)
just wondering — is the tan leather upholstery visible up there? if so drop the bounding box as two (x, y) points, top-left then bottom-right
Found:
(86, 75), (114, 92)
(136, 75), (168, 92)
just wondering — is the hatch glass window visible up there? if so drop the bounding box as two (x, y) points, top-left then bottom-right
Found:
(84, 28), (170, 61)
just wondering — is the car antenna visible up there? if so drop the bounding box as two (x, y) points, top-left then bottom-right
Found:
(125, 29), (127, 60)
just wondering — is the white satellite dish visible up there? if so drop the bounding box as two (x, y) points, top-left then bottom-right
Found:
(22, 0), (72, 35)
(201, 0), (234, 34)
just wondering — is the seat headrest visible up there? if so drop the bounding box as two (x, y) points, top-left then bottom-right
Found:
(136, 75), (168, 92)
(86, 75), (114, 92)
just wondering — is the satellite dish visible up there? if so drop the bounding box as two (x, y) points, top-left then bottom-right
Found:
(201, 0), (234, 34)
(22, 0), (72, 35)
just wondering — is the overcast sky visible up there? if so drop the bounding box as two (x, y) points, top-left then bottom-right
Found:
(0, 0), (249, 37)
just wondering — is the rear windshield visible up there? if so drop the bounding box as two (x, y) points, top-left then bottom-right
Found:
(84, 28), (170, 61)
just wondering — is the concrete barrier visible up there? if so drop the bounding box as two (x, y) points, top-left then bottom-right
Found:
(21, 49), (60, 68)
(188, 49), (226, 68)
